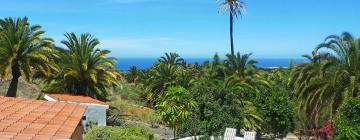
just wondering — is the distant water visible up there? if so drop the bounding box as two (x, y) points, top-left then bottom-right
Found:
(116, 58), (307, 71)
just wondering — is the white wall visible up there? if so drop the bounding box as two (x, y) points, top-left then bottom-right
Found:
(44, 95), (109, 131)
(81, 104), (108, 130)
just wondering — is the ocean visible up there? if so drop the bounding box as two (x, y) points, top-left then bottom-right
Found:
(116, 58), (307, 71)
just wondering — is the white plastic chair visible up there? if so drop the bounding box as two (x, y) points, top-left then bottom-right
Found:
(244, 131), (256, 140)
(223, 128), (237, 140)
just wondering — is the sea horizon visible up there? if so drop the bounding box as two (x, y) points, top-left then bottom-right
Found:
(116, 57), (307, 71)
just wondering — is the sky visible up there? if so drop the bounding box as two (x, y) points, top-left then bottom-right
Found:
(0, 0), (360, 59)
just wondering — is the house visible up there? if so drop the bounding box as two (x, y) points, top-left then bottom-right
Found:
(44, 93), (109, 129)
(0, 96), (86, 140)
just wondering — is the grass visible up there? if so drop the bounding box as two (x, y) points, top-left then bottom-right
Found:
(110, 84), (162, 127)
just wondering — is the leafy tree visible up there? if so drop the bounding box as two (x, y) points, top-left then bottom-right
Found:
(333, 96), (360, 140)
(44, 33), (121, 100)
(176, 54), (264, 137)
(156, 86), (197, 138)
(0, 17), (55, 97)
(219, 0), (246, 55)
(255, 87), (295, 138)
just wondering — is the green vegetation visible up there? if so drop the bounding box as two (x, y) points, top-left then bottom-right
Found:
(43, 33), (122, 100)
(254, 87), (295, 138)
(84, 125), (155, 140)
(333, 97), (360, 140)
(156, 86), (197, 138)
(289, 32), (360, 129)
(0, 17), (55, 97)
(137, 53), (268, 138)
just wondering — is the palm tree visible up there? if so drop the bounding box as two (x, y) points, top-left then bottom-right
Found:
(158, 52), (185, 66)
(126, 66), (140, 83)
(316, 32), (360, 98)
(137, 53), (187, 106)
(0, 17), (55, 97)
(225, 52), (256, 81)
(219, 0), (246, 55)
(145, 63), (179, 106)
(44, 33), (121, 100)
(289, 32), (360, 128)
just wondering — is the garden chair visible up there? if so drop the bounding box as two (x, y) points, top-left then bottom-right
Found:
(244, 131), (256, 140)
(223, 128), (237, 140)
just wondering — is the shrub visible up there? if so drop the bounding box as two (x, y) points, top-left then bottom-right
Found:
(84, 125), (154, 140)
(114, 84), (145, 106)
(333, 96), (360, 140)
(255, 87), (295, 138)
(143, 112), (162, 128)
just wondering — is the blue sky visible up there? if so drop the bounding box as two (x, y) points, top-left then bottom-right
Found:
(1, 0), (359, 58)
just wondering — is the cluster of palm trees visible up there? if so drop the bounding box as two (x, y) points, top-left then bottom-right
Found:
(135, 52), (275, 137)
(0, 17), (121, 100)
(289, 32), (360, 128)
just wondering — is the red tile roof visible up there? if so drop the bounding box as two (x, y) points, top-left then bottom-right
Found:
(46, 93), (109, 106)
(0, 96), (85, 140)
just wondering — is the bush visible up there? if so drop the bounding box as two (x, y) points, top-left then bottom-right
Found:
(333, 96), (360, 140)
(255, 87), (295, 138)
(114, 84), (145, 106)
(84, 125), (154, 140)
(143, 112), (162, 128)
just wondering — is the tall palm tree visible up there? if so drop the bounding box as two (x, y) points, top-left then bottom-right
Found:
(219, 0), (246, 55)
(44, 33), (121, 100)
(0, 17), (55, 97)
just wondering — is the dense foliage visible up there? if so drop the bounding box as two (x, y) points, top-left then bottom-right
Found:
(2, 16), (360, 140)
(137, 53), (277, 137)
(84, 125), (154, 140)
(289, 32), (360, 129)
(254, 87), (295, 138)
(333, 97), (360, 140)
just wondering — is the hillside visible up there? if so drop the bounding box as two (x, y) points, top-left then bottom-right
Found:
(0, 78), (43, 99)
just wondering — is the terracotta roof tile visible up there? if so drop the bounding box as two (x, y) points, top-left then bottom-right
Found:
(46, 93), (109, 105)
(0, 96), (86, 140)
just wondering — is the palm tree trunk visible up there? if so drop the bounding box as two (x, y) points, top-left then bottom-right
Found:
(230, 11), (235, 56)
(6, 64), (21, 97)
(173, 127), (176, 139)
